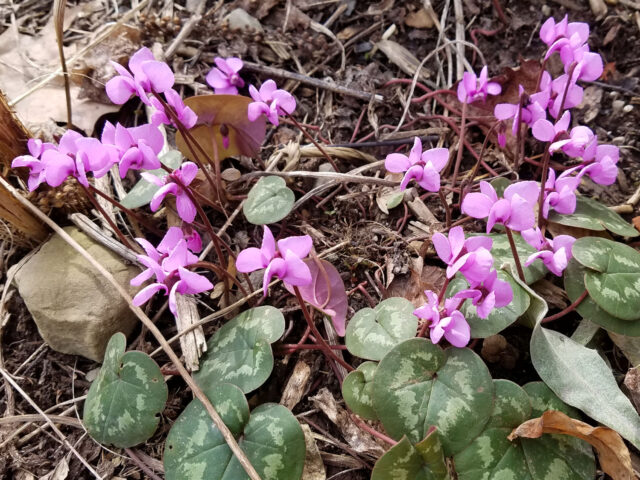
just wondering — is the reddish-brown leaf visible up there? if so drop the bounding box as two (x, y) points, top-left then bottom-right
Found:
(508, 410), (633, 480)
(175, 94), (266, 163)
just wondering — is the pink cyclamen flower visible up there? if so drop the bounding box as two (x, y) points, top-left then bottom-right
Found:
(494, 85), (548, 138)
(142, 162), (199, 223)
(550, 125), (595, 158)
(548, 74), (583, 118)
(236, 226), (313, 296)
(206, 57), (245, 95)
(542, 168), (580, 218)
(101, 122), (164, 178)
(105, 47), (174, 105)
(522, 228), (575, 276)
(150, 88), (197, 129)
(462, 181), (540, 233)
(454, 269), (513, 319)
(247, 80), (296, 126)
(11, 139), (56, 191)
(532, 110), (571, 144)
(131, 227), (212, 315)
(414, 292), (470, 347)
(579, 143), (619, 186)
(457, 66), (501, 104)
(432, 226), (494, 284)
(540, 15), (570, 46)
(384, 138), (449, 192)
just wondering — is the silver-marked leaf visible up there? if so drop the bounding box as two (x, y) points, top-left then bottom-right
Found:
(372, 338), (494, 456)
(371, 430), (449, 480)
(454, 380), (595, 480)
(522, 382), (581, 418)
(342, 361), (378, 420)
(447, 270), (530, 338)
(571, 237), (640, 321)
(243, 176), (295, 225)
(473, 233), (547, 284)
(345, 297), (417, 360)
(531, 311), (640, 449)
(548, 196), (638, 237)
(83, 333), (167, 448)
(194, 306), (285, 393)
(565, 260), (640, 336)
(120, 150), (182, 209)
(164, 383), (306, 480)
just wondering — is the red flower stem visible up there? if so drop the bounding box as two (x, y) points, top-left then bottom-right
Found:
(286, 113), (340, 173)
(293, 286), (354, 372)
(541, 289), (588, 323)
(536, 143), (552, 229)
(438, 189), (451, 229)
(514, 91), (526, 171)
(80, 184), (137, 251)
(351, 414), (398, 446)
(87, 185), (163, 236)
(279, 344), (347, 351)
(460, 120), (501, 208)
(505, 227), (525, 282)
(450, 101), (468, 190)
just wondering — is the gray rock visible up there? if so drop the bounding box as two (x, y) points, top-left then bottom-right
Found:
(223, 8), (264, 33)
(15, 227), (140, 362)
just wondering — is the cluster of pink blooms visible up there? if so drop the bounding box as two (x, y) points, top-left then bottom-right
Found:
(414, 227), (513, 347)
(384, 138), (449, 192)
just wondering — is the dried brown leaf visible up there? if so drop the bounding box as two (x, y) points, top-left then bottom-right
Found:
(508, 410), (634, 480)
(376, 40), (432, 82)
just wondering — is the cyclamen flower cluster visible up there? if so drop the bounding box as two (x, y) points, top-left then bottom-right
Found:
(384, 138), (449, 192)
(414, 227), (513, 347)
(132, 227), (211, 315)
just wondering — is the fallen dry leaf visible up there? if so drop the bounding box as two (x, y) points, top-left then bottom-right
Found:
(301, 424), (327, 480)
(0, 6), (118, 133)
(623, 368), (640, 413)
(508, 410), (633, 480)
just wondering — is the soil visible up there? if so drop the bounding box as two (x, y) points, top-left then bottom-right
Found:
(1, 0), (639, 478)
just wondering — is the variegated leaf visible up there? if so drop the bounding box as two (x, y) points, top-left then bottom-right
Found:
(447, 270), (530, 338)
(564, 260), (640, 336)
(83, 333), (167, 448)
(243, 176), (295, 225)
(372, 338), (494, 456)
(345, 297), (417, 360)
(548, 196), (638, 238)
(164, 383), (306, 480)
(454, 380), (595, 480)
(571, 238), (640, 321)
(194, 306), (285, 393)
(342, 361), (378, 420)
(371, 430), (449, 480)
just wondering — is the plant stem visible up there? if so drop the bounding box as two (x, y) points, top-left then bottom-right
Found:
(505, 227), (525, 282)
(292, 286), (354, 372)
(351, 414), (397, 446)
(286, 113), (340, 173)
(88, 185), (163, 235)
(450, 100), (468, 190)
(536, 143), (551, 229)
(541, 290), (588, 323)
(438, 189), (451, 229)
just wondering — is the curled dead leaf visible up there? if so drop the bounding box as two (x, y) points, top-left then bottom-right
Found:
(508, 410), (633, 480)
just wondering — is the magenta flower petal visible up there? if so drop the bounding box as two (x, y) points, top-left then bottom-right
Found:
(281, 251), (313, 286)
(399, 165), (423, 190)
(176, 267), (214, 295)
(150, 183), (178, 212)
(385, 153), (411, 173)
(236, 247), (267, 272)
(462, 192), (494, 219)
(133, 283), (168, 307)
(506, 194), (536, 232)
(261, 226), (277, 261)
(504, 181), (540, 205)
(176, 192), (197, 223)
(422, 148), (449, 171)
(105, 76), (136, 104)
(277, 235), (313, 260)
(263, 257), (287, 296)
(432, 232), (452, 264)
(444, 311), (470, 347)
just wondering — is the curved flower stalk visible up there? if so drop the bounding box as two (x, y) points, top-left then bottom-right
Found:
(462, 181), (540, 233)
(247, 80), (297, 126)
(206, 57), (245, 95)
(522, 227), (575, 276)
(131, 227), (213, 315)
(142, 162), (199, 223)
(236, 226), (313, 296)
(384, 137), (449, 192)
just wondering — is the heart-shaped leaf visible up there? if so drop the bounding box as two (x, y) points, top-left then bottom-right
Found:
(474, 233), (547, 284)
(194, 306), (285, 393)
(572, 237), (640, 321)
(83, 333), (167, 448)
(345, 297), (417, 360)
(564, 260), (640, 336)
(530, 295), (640, 449)
(164, 383), (305, 480)
(284, 258), (348, 336)
(372, 338), (494, 456)
(243, 176), (295, 225)
(342, 361), (378, 420)
(176, 94), (266, 161)
(447, 270), (530, 338)
(120, 150), (182, 209)
(454, 380), (595, 480)
(371, 430), (449, 480)
(548, 196), (638, 237)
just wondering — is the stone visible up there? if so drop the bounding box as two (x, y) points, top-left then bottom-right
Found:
(14, 227), (140, 362)
(223, 8), (263, 33)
